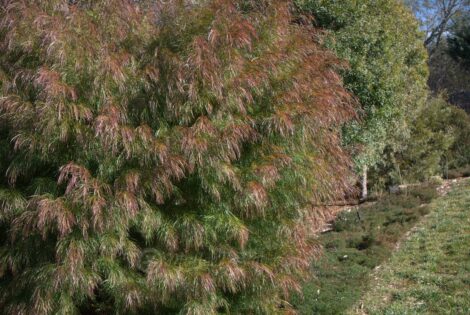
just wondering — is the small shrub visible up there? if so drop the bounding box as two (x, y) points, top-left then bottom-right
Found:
(407, 185), (439, 203)
(324, 238), (346, 249)
(389, 194), (422, 208)
(356, 235), (376, 251)
(463, 166), (470, 177)
(418, 205), (431, 216)
(446, 165), (470, 179)
(333, 213), (357, 232)
(429, 176), (444, 186)
(347, 234), (367, 249)
(446, 168), (463, 179)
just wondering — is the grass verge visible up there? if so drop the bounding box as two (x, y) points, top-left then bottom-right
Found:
(291, 184), (440, 315)
(348, 179), (470, 315)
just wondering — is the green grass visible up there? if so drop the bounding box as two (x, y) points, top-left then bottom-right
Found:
(348, 179), (470, 315)
(291, 185), (440, 314)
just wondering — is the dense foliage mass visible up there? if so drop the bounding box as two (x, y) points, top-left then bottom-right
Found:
(371, 96), (470, 187)
(445, 106), (470, 170)
(0, 0), (357, 314)
(448, 20), (470, 69)
(297, 0), (429, 190)
(389, 97), (456, 182)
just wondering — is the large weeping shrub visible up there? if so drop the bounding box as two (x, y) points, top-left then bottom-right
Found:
(0, 0), (356, 313)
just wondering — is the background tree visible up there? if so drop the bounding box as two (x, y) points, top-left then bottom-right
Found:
(406, 0), (470, 112)
(0, 0), (357, 314)
(427, 42), (470, 97)
(405, 0), (470, 53)
(448, 18), (470, 69)
(297, 0), (429, 196)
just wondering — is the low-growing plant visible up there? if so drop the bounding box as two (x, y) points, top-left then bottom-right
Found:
(446, 165), (470, 179)
(292, 183), (439, 314)
(428, 175), (444, 186)
(405, 185), (440, 203)
(351, 180), (470, 314)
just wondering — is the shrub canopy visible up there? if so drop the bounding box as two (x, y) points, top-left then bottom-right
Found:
(0, 0), (356, 314)
(393, 97), (470, 183)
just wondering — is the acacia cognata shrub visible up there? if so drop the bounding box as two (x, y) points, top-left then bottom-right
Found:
(0, 1), (357, 314)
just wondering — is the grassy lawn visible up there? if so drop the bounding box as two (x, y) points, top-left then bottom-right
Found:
(291, 184), (440, 314)
(348, 179), (470, 315)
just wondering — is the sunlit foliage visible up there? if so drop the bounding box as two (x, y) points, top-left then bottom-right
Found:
(297, 0), (429, 181)
(0, 0), (356, 313)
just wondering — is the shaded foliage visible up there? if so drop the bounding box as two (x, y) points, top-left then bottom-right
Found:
(0, 0), (357, 314)
(405, 0), (470, 52)
(448, 19), (470, 69)
(427, 42), (470, 96)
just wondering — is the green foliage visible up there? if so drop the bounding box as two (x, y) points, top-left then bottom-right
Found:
(297, 0), (429, 170)
(291, 184), (439, 314)
(390, 97), (456, 183)
(449, 19), (470, 70)
(427, 41), (470, 96)
(374, 97), (470, 186)
(445, 105), (470, 170)
(447, 165), (470, 179)
(0, 0), (357, 314)
(350, 180), (470, 314)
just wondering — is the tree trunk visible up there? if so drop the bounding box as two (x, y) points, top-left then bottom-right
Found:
(361, 166), (368, 201)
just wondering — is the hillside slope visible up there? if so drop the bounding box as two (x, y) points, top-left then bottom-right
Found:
(350, 179), (470, 314)
(292, 184), (441, 314)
